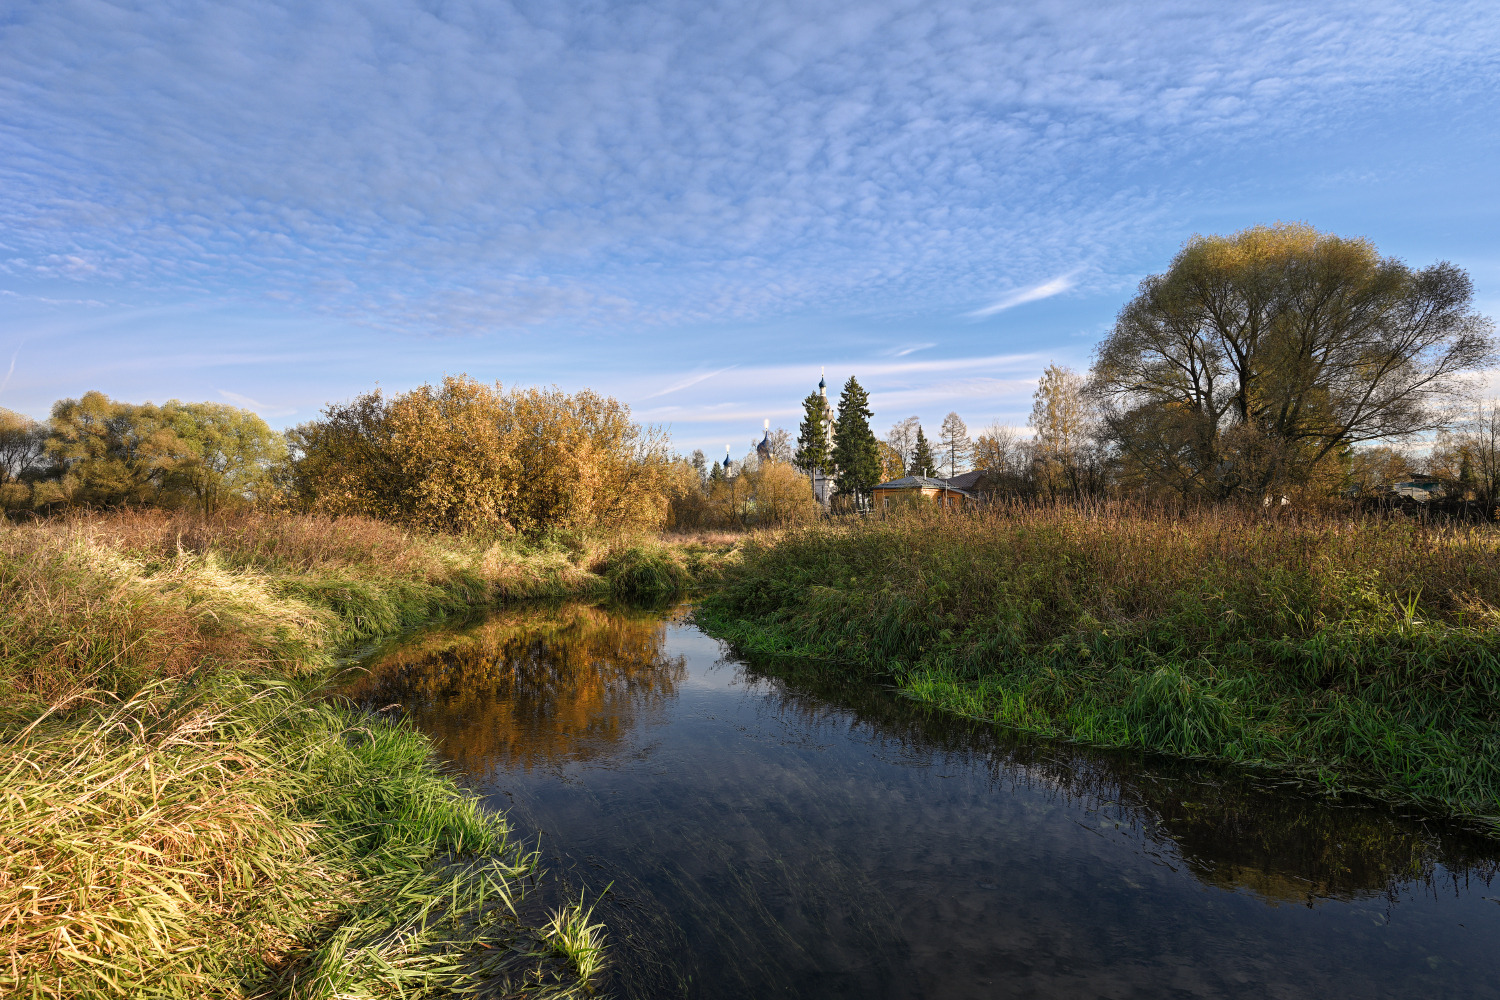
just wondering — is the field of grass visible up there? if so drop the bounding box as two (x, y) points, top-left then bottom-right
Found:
(0, 510), (741, 998)
(697, 503), (1500, 833)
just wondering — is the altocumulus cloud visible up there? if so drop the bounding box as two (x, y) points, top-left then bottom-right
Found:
(0, 0), (1497, 335)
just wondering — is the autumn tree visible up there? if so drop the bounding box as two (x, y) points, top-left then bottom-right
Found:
(830, 376), (880, 497)
(46, 392), (169, 507)
(42, 392), (284, 513)
(938, 412), (971, 478)
(972, 423), (1028, 475)
(876, 440), (904, 482)
(1090, 223), (1496, 499)
(291, 375), (672, 534)
(0, 407), (49, 513)
(1030, 364), (1099, 498)
(159, 402), (285, 514)
(0, 408), (46, 485)
(885, 416), (920, 472)
(1343, 445), (1416, 500)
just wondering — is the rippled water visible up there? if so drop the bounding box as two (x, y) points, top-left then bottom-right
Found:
(343, 603), (1500, 999)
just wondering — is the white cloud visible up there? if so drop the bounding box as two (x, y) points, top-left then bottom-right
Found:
(216, 388), (296, 418)
(965, 273), (1079, 318)
(2, 0), (1494, 334)
(643, 365), (739, 399)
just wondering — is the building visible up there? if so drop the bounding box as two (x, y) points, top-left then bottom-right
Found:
(871, 475), (974, 510)
(1391, 479), (1445, 501)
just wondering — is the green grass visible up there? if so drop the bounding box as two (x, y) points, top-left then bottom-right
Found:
(697, 504), (1500, 833)
(0, 510), (743, 998)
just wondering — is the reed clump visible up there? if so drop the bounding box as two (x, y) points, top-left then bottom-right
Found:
(699, 503), (1500, 830)
(0, 677), (601, 999)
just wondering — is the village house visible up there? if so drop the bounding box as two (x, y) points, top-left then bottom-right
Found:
(871, 474), (975, 509)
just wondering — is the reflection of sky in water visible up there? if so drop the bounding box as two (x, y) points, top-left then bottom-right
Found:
(352, 605), (1500, 1000)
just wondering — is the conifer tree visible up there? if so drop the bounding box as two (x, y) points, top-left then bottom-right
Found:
(939, 412), (971, 478)
(794, 391), (831, 473)
(830, 377), (880, 496)
(909, 426), (936, 477)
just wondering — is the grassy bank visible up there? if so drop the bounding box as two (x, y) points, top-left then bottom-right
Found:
(1, 511), (736, 998)
(697, 505), (1500, 832)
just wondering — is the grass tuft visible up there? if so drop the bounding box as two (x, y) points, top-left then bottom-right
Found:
(542, 896), (609, 985)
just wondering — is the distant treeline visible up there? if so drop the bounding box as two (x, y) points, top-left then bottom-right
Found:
(7, 223), (1496, 524)
(0, 374), (817, 532)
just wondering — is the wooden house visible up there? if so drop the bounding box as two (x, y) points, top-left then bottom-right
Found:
(871, 475), (974, 510)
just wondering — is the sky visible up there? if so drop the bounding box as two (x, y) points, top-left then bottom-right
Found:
(2, 0), (1499, 459)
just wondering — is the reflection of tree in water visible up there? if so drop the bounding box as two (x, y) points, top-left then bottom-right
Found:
(343, 603), (684, 779)
(735, 655), (1500, 907)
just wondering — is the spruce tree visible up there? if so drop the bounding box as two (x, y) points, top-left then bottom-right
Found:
(830, 377), (881, 496)
(794, 391), (831, 473)
(909, 427), (936, 477)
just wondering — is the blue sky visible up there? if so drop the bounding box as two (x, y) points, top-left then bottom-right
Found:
(2, 0), (1498, 457)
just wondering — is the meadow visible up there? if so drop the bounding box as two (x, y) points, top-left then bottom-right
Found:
(697, 503), (1500, 832)
(0, 511), (737, 998)
(11, 498), (1500, 997)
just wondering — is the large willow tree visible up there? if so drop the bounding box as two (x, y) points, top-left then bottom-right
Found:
(1090, 223), (1495, 498)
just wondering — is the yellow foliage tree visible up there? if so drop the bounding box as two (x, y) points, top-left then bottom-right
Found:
(291, 375), (673, 535)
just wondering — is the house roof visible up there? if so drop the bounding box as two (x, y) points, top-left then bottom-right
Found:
(873, 475), (975, 497)
(943, 469), (988, 491)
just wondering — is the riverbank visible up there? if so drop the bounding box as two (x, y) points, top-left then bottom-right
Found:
(696, 505), (1500, 833)
(1, 511), (738, 998)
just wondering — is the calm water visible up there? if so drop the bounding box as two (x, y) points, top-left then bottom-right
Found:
(344, 603), (1500, 999)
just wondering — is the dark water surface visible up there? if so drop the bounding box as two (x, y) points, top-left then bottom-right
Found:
(345, 603), (1500, 999)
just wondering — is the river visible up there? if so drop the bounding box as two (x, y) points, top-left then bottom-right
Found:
(342, 602), (1500, 999)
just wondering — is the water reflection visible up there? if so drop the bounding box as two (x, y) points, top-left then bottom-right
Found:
(348, 604), (1500, 999)
(743, 660), (1499, 906)
(342, 604), (684, 779)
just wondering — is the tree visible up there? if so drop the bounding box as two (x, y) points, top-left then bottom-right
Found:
(1031, 366), (1091, 460)
(876, 440), (904, 482)
(972, 423), (1028, 475)
(43, 392), (285, 513)
(47, 391), (170, 508)
(0, 408), (46, 486)
(0, 407), (49, 513)
(830, 377), (881, 496)
(1429, 400), (1500, 510)
(757, 427), (794, 464)
(1030, 364), (1099, 498)
(1090, 223), (1496, 499)
(909, 427), (936, 477)
(689, 448), (707, 481)
(885, 416), (920, 472)
(1343, 445), (1415, 499)
(794, 391), (832, 473)
(938, 412), (971, 478)
(160, 402), (285, 514)
(291, 375), (673, 534)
